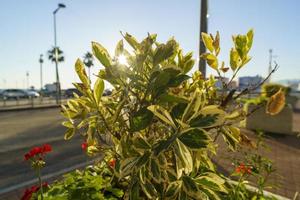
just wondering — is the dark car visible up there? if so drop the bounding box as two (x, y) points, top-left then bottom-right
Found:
(65, 88), (81, 98)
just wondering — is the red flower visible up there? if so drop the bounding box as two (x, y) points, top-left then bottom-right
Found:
(42, 144), (52, 153)
(29, 147), (42, 156)
(109, 159), (116, 168)
(42, 182), (48, 188)
(235, 163), (251, 175)
(21, 188), (33, 200)
(21, 183), (49, 200)
(24, 144), (52, 161)
(24, 153), (31, 161)
(81, 142), (88, 151)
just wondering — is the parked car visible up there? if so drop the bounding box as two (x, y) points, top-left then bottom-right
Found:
(1, 89), (28, 100)
(26, 90), (40, 98)
(0, 90), (3, 99)
(65, 88), (81, 98)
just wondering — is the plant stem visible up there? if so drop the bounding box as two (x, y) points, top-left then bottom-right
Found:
(37, 168), (44, 200)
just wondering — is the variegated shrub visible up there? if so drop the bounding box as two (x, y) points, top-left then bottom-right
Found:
(61, 30), (283, 199)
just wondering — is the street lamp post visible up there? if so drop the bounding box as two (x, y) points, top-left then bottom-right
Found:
(26, 71), (29, 89)
(53, 3), (66, 104)
(199, 0), (208, 78)
(39, 54), (44, 100)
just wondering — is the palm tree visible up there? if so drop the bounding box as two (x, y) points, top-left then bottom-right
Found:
(48, 47), (65, 63)
(48, 46), (64, 103)
(83, 51), (94, 81)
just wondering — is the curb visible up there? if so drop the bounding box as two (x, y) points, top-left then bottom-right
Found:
(0, 105), (62, 112)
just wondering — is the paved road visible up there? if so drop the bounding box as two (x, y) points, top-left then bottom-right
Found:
(0, 108), (96, 197)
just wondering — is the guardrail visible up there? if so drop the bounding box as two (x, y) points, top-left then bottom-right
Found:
(0, 97), (69, 110)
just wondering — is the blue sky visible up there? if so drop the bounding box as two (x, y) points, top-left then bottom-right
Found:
(0, 0), (299, 89)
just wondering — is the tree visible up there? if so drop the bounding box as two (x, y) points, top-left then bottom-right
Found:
(48, 46), (64, 104)
(48, 47), (65, 63)
(83, 51), (94, 81)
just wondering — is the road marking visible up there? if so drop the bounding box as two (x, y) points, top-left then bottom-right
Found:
(0, 158), (100, 195)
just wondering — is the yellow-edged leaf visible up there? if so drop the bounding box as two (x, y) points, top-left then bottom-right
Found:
(201, 32), (214, 53)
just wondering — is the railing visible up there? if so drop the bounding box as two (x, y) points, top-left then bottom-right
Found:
(0, 97), (69, 110)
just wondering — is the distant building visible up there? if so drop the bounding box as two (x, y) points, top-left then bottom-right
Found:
(228, 80), (237, 89)
(215, 76), (229, 89)
(45, 83), (57, 92)
(238, 75), (263, 91)
(286, 82), (300, 92)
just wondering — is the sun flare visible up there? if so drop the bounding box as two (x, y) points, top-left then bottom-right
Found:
(117, 54), (128, 65)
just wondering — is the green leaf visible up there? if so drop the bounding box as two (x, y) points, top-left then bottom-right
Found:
(174, 139), (193, 174)
(182, 175), (198, 193)
(93, 78), (104, 105)
(133, 136), (151, 149)
(153, 133), (178, 156)
(168, 75), (190, 87)
(140, 181), (157, 199)
(64, 128), (75, 140)
(123, 32), (140, 50)
(190, 114), (219, 128)
(165, 181), (182, 198)
(92, 41), (112, 67)
(147, 105), (176, 129)
(158, 93), (189, 104)
(234, 35), (248, 58)
(201, 53), (218, 69)
(120, 157), (138, 177)
(75, 59), (90, 86)
(130, 107), (153, 132)
(62, 121), (74, 129)
(201, 32), (214, 53)
(213, 31), (220, 56)
(230, 48), (241, 71)
(150, 159), (161, 182)
(221, 126), (240, 151)
(190, 105), (225, 128)
(136, 151), (151, 168)
(171, 103), (187, 119)
(182, 89), (202, 122)
(182, 59), (195, 74)
(247, 29), (254, 51)
(194, 172), (227, 193)
(179, 128), (210, 149)
(130, 180), (140, 200)
(153, 39), (178, 66)
(115, 39), (124, 56)
(153, 71), (171, 88)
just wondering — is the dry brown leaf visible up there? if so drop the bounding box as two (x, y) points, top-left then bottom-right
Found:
(266, 88), (285, 115)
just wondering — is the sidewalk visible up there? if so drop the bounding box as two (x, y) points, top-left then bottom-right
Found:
(214, 111), (300, 199)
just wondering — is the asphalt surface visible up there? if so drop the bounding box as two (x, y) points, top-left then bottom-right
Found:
(0, 108), (96, 196)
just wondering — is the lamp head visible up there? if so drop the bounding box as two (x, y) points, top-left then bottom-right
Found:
(58, 3), (66, 8)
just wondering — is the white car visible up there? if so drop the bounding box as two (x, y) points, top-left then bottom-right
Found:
(2, 89), (28, 99)
(26, 90), (40, 98)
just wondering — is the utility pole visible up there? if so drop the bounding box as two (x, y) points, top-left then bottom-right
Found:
(267, 49), (277, 83)
(199, 0), (208, 78)
(39, 54), (44, 91)
(26, 71), (29, 89)
(53, 3), (66, 104)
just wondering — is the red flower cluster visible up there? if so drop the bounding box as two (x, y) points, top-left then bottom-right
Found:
(24, 144), (52, 160)
(109, 159), (116, 168)
(21, 182), (48, 200)
(81, 141), (88, 151)
(235, 163), (252, 174)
